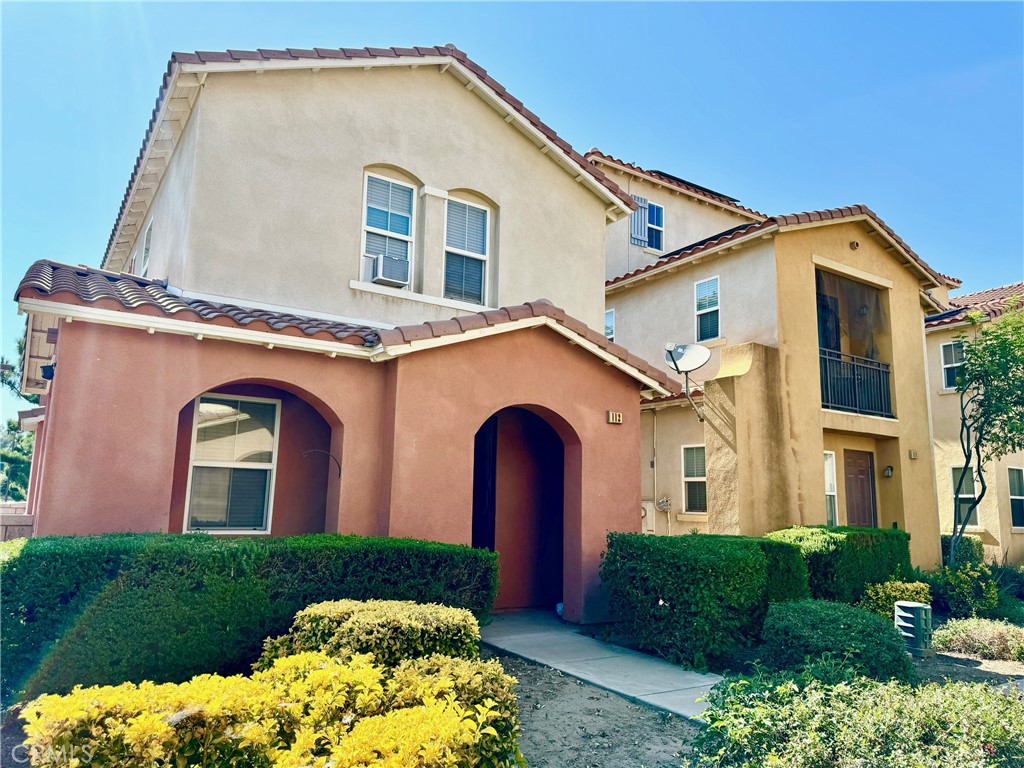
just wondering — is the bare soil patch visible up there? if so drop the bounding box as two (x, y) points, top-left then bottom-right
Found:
(912, 651), (1024, 686)
(484, 649), (698, 768)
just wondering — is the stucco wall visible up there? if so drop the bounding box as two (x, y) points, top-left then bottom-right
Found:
(157, 67), (610, 329)
(598, 164), (759, 280)
(927, 323), (1024, 563)
(639, 403), (705, 535)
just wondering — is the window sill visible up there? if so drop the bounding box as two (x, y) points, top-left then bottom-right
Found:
(350, 280), (494, 314)
(937, 389), (959, 396)
(676, 512), (708, 522)
(185, 529), (272, 536)
(642, 247), (663, 257)
(1011, 527), (1024, 534)
(701, 337), (727, 349)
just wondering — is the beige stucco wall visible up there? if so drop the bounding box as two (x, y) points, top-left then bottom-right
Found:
(774, 222), (941, 568)
(143, 66), (611, 329)
(639, 403), (705, 535)
(606, 240), (779, 387)
(597, 164), (760, 280)
(926, 322), (1024, 564)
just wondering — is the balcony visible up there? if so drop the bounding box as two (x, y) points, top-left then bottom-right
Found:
(819, 349), (893, 418)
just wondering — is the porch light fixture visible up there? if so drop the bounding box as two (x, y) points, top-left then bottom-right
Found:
(883, 465), (895, 478)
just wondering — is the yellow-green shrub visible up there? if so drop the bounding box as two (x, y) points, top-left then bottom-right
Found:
(21, 651), (523, 768)
(257, 599), (480, 670)
(858, 580), (932, 617)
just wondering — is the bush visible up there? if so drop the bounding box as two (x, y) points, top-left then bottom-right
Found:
(5, 533), (498, 703)
(601, 533), (770, 668)
(760, 599), (915, 683)
(737, 536), (810, 603)
(941, 532), (985, 567)
(991, 562), (1024, 600)
(933, 617), (1024, 661)
(857, 580), (931, 617)
(21, 651), (523, 767)
(936, 562), (1000, 618)
(987, 590), (1024, 625)
(258, 599), (480, 669)
(766, 526), (912, 603)
(688, 667), (1024, 768)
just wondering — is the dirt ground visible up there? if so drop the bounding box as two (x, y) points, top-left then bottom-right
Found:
(485, 649), (699, 768)
(912, 651), (1024, 685)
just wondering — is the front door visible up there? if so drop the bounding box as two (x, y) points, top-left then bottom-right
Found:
(844, 449), (877, 527)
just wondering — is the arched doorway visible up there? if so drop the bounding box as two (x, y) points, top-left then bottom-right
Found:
(473, 407), (565, 610)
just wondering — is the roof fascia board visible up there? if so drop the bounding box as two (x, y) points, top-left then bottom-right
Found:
(17, 298), (375, 359)
(606, 226), (777, 294)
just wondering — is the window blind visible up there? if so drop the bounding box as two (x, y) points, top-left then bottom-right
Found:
(444, 252), (484, 304)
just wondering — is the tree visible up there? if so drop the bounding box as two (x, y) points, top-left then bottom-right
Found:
(947, 302), (1024, 569)
(1, 334), (40, 406)
(1, 420), (33, 501)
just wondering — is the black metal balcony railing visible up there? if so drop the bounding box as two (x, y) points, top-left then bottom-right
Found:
(819, 349), (893, 418)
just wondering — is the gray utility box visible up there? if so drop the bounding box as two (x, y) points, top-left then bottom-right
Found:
(894, 601), (934, 657)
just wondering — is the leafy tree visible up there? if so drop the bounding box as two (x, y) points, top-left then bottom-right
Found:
(948, 303), (1024, 569)
(1, 334), (40, 406)
(1, 420), (33, 501)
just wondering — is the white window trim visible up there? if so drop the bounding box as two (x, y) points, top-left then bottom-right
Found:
(183, 393), (282, 535)
(647, 201), (665, 253)
(604, 308), (616, 343)
(141, 221), (153, 277)
(682, 444), (708, 514)
(824, 450), (838, 527)
(443, 195), (490, 306)
(361, 171), (417, 286)
(695, 275), (721, 343)
(1010, 466), (1024, 532)
(940, 341), (963, 391)
(951, 465), (980, 530)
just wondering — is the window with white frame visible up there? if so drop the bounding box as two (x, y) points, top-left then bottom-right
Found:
(824, 451), (838, 527)
(695, 277), (720, 342)
(186, 395), (280, 533)
(941, 341), (963, 389)
(683, 445), (707, 513)
(951, 466), (979, 527)
(140, 221), (153, 277)
(1009, 467), (1024, 528)
(604, 309), (616, 342)
(444, 199), (488, 304)
(629, 195), (665, 251)
(363, 174), (415, 286)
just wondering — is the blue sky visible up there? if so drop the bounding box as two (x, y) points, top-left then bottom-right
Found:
(2, 2), (1022, 422)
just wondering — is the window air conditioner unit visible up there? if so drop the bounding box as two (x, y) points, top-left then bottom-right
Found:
(370, 253), (410, 288)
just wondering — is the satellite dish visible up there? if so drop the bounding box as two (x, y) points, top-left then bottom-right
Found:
(665, 343), (711, 375)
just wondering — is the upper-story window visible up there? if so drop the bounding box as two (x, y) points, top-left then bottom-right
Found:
(364, 173), (415, 287)
(604, 309), (616, 342)
(695, 276), (720, 342)
(140, 221), (153, 277)
(1009, 467), (1024, 528)
(629, 195), (664, 251)
(941, 341), (964, 389)
(444, 199), (488, 305)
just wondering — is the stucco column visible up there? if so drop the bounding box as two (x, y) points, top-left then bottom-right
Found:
(418, 189), (447, 297)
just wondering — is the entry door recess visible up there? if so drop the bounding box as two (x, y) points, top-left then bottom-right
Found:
(843, 449), (878, 528)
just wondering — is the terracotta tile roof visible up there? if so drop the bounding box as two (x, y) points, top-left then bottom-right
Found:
(607, 204), (947, 289)
(925, 281), (1024, 329)
(16, 260), (680, 395)
(585, 149), (767, 220)
(103, 45), (633, 267)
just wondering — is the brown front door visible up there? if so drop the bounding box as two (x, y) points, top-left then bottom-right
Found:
(844, 450), (878, 527)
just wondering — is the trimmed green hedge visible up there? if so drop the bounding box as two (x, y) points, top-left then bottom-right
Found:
(760, 599), (915, 683)
(941, 533), (985, 567)
(766, 526), (911, 603)
(601, 533), (807, 668)
(857, 580), (931, 618)
(2, 533), (498, 703)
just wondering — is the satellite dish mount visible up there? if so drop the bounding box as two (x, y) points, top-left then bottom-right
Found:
(664, 343), (712, 422)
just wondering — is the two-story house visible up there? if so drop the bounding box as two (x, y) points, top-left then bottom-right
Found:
(602, 158), (956, 568)
(14, 45), (681, 623)
(925, 282), (1024, 565)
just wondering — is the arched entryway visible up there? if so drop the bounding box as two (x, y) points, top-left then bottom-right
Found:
(472, 406), (569, 611)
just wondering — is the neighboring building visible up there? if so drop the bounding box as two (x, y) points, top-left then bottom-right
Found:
(606, 203), (957, 569)
(14, 45), (680, 624)
(925, 282), (1024, 565)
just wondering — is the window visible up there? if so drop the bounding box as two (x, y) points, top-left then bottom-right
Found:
(186, 395), (280, 533)
(941, 341), (963, 389)
(695, 277), (720, 342)
(824, 451), (838, 527)
(140, 222), (153, 277)
(363, 174), (414, 285)
(604, 309), (616, 342)
(1010, 467), (1024, 528)
(951, 466), (979, 527)
(444, 199), (488, 304)
(683, 446), (707, 513)
(629, 195), (665, 251)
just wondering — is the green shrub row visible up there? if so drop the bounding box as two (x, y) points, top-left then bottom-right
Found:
(2, 533), (498, 704)
(933, 617), (1024, 661)
(600, 533), (807, 668)
(257, 599), (480, 669)
(759, 599), (916, 683)
(766, 525), (911, 603)
(688, 662), (1024, 767)
(940, 532), (985, 567)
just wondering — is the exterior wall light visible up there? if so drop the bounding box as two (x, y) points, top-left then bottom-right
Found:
(883, 465), (895, 478)
(41, 363), (56, 381)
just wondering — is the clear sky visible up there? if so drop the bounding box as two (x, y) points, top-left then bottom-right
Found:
(2, 1), (1022, 423)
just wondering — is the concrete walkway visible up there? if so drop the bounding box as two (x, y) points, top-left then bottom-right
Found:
(480, 610), (721, 720)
